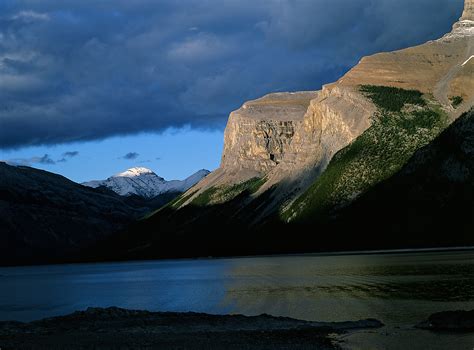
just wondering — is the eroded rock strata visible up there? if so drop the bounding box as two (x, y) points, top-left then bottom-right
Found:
(181, 0), (473, 212)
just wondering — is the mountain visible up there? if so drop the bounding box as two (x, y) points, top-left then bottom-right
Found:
(0, 162), (159, 266)
(83, 167), (210, 198)
(88, 109), (474, 261)
(90, 1), (474, 261)
(190, 0), (473, 207)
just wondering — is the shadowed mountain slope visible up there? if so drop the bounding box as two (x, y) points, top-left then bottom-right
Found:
(0, 163), (167, 266)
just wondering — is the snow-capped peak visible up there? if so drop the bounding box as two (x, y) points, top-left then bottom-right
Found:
(83, 167), (210, 198)
(114, 167), (156, 178)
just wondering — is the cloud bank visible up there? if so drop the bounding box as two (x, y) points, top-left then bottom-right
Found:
(0, 0), (463, 149)
(9, 153), (56, 166)
(63, 151), (79, 158)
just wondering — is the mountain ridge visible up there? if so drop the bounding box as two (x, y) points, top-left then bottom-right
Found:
(178, 0), (474, 212)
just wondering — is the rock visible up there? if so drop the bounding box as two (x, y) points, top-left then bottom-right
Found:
(221, 92), (318, 176)
(461, 0), (474, 21)
(257, 84), (375, 206)
(416, 310), (474, 331)
(183, 91), (321, 209)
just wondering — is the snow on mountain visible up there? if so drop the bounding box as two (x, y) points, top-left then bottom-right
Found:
(83, 167), (210, 198)
(114, 167), (158, 178)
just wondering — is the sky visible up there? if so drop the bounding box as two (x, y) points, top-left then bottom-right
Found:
(0, 0), (464, 183)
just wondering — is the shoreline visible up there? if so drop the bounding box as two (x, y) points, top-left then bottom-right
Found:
(0, 307), (384, 349)
(2, 245), (473, 269)
(2, 307), (472, 349)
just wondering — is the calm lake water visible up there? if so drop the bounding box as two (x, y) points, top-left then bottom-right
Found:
(1, 250), (473, 349)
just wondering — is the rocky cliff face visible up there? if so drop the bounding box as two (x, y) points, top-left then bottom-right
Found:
(341, 25), (473, 109)
(181, 0), (474, 211)
(220, 92), (317, 176)
(462, 0), (474, 20)
(185, 91), (318, 204)
(258, 85), (375, 206)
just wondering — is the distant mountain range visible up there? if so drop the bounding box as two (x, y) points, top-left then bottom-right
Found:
(83, 167), (210, 198)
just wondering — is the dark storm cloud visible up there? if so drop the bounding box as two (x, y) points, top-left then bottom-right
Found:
(122, 152), (139, 160)
(0, 0), (464, 149)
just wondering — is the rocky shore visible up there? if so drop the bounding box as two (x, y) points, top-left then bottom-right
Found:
(0, 307), (383, 349)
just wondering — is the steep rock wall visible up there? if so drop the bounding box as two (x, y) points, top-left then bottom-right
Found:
(220, 92), (318, 175)
(221, 117), (301, 174)
(180, 91), (318, 202)
(257, 85), (375, 208)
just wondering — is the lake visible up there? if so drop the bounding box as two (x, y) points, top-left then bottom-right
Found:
(1, 250), (473, 349)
